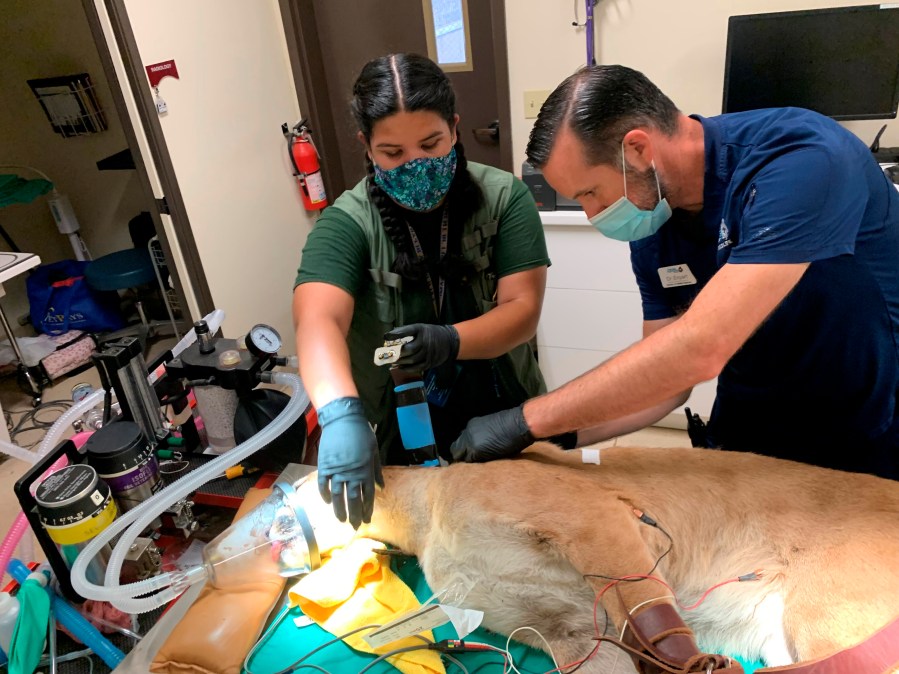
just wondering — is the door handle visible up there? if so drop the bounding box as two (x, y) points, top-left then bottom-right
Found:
(472, 120), (500, 144)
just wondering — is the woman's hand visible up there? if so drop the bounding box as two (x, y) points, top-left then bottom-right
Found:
(383, 323), (460, 372)
(316, 397), (383, 528)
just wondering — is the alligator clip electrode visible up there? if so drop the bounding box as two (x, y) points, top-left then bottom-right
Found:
(373, 335), (414, 367)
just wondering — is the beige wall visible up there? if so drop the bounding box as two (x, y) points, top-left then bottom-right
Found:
(505, 0), (899, 172)
(0, 0), (145, 333)
(122, 0), (314, 347)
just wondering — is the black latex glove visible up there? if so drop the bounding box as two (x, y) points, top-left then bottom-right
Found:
(450, 405), (535, 463)
(316, 397), (384, 528)
(384, 323), (460, 372)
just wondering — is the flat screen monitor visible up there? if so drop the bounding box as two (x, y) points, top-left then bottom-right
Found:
(723, 4), (899, 120)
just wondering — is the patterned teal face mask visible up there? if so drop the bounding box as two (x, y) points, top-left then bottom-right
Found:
(373, 146), (457, 212)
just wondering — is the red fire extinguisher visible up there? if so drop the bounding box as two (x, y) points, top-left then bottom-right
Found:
(282, 120), (328, 210)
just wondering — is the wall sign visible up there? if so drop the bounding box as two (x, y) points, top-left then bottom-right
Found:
(145, 60), (179, 87)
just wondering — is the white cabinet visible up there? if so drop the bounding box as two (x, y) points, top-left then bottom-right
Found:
(536, 211), (717, 429)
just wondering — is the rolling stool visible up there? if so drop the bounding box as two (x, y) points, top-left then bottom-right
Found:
(85, 248), (158, 349)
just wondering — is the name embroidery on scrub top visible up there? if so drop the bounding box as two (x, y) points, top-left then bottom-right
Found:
(657, 264), (697, 288)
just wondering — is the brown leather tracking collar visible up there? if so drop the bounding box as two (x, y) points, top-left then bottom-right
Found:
(609, 587), (899, 674)
(592, 634), (745, 674)
(618, 598), (743, 673)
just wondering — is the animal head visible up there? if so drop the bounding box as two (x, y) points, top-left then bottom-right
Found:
(292, 471), (359, 553)
(291, 466), (433, 555)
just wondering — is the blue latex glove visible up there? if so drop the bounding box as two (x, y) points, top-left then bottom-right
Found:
(384, 324), (460, 372)
(316, 397), (383, 529)
(450, 405), (536, 463)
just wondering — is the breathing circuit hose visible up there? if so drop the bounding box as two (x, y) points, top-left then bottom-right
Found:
(1, 308), (226, 586)
(7, 559), (125, 669)
(0, 389), (107, 583)
(0, 438), (40, 464)
(0, 514), (29, 585)
(71, 372), (308, 614)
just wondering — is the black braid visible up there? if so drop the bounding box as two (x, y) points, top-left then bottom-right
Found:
(364, 155), (425, 281)
(439, 138), (481, 285)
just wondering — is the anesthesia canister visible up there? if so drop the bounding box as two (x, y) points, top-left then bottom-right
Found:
(34, 464), (117, 585)
(83, 420), (163, 513)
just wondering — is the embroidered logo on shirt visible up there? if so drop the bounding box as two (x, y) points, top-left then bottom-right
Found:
(717, 219), (733, 251)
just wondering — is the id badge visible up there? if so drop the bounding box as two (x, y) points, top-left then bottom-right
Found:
(424, 364), (461, 408)
(658, 263), (697, 288)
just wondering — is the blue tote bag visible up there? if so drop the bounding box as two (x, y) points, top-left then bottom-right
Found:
(26, 260), (124, 335)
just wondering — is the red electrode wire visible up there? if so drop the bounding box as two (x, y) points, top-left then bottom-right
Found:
(543, 570), (763, 674)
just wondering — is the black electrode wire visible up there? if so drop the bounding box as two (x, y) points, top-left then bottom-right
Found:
(444, 653), (470, 674)
(287, 632), (437, 674)
(357, 642), (511, 674)
(356, 645), (441, 674)
(245, 621), (382, 674)
(572, 513), (674, 673)
(291, 666), (332, 674)
(583, 523), (673, 583)
(247, 614), (494, 674)
(561, 606), (610, 674)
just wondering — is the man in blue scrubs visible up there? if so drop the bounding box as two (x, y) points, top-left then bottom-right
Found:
(450, 65), (899, 479)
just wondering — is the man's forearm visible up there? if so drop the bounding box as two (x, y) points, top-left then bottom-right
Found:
(575, 390), (691, 445)
(524, 321), (716, 437)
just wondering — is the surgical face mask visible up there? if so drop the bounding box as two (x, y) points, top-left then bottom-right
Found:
(589, 149), (672, 241)
(373, 146), (457, 212)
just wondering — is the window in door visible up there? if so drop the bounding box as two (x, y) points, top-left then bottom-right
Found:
(422, 0), (473, 72)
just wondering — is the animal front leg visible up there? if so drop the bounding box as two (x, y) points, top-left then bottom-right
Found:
(587, 579), (745, 674)
(542, 630), (640, 674)
(530, 499), (743, 674)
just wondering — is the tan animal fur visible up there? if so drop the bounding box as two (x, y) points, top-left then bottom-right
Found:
(299, 443), (899, 673)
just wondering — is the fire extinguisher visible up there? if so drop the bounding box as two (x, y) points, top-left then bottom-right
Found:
(282, 120), (328, 210)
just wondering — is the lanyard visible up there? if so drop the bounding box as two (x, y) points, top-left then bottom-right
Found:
(406, 207), (449, 318)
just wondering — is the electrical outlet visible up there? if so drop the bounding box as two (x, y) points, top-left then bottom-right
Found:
(523, 90), (551, 119)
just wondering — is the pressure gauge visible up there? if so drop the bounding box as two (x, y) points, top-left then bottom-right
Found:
(246, 324), (282, 357)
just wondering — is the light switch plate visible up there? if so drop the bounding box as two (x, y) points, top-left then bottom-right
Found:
(524, 90), (551, 119)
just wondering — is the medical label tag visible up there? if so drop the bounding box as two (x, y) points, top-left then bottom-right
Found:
(364, 604), (448, 648)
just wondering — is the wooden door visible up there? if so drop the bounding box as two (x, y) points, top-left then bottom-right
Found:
(281, 0), (513, 194)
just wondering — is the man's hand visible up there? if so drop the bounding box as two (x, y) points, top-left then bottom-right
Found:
(316, 397), (383, 528)
(450, 405), (535, 462)
(384, 324), (460, 372)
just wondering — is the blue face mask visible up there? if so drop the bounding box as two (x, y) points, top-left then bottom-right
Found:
(589, 149), (672, 241)
(373, 146), (457, 212)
